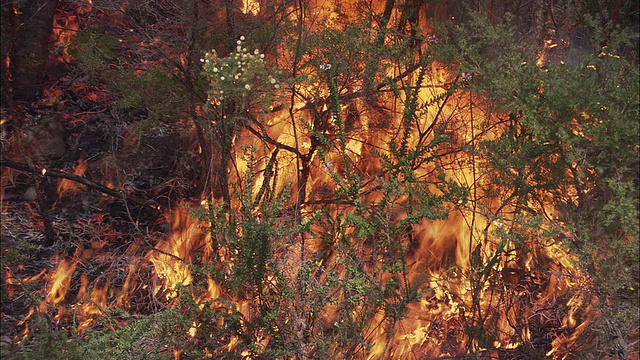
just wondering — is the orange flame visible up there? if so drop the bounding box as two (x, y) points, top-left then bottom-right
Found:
(43, 258), (78, 307)
(145, 207), (210, 300)
(57, 159), (87, 197)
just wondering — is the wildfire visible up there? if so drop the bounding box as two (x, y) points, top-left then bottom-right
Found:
(2, 1), (613, 358)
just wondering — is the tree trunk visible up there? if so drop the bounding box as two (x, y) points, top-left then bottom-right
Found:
(1, 2), (18, 109)
(10, 0), (57, 103)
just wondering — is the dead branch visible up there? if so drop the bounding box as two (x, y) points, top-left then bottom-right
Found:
(0, 158), (159, 209)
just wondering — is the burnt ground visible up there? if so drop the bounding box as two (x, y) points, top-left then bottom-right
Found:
(0, 76), (205, 353)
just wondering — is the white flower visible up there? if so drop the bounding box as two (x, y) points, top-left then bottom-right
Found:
(237, 40), (242, 45)
(237, 46), (242, 51)
(244, 84), (251, 90)
(200, 58), (204, 62)
(240, 36), (245, 41)
(212, 67), (218, 72)
(260, 54), (265, 58)
(269, 78), (276, 84)
(274, 84), (280, 89)
(254, 49), (260, 55)
(220, 76), (225, 80)
(243, 48), (247, 52)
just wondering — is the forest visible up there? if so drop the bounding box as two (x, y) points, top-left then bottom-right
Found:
(0, 0), (638, 359)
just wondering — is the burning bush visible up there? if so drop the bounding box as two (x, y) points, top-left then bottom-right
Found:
(1, 1), (637, 359)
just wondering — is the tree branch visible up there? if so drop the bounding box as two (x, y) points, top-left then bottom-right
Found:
(0, 159), (158, 209)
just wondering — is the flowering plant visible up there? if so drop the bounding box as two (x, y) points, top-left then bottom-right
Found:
(201, 36), (278, 108)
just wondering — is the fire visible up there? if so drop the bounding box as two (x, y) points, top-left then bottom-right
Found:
(51, 9), (79, 64)
(57, 159), (87, 197)
(3, 269), (47, 298)
(43, 257), (77, 307)
(146, 207), (212, 300)
(242, 0), (260, 16)
(2, 1), (615, 358)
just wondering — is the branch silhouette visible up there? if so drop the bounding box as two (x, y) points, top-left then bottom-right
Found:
(1, 158), (158, 209)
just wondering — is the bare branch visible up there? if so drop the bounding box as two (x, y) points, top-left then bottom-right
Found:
(0, 158), (159, 209)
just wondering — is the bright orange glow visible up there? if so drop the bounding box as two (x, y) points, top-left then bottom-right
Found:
(57, 159), (87, 197)
(242, 0), (260, 16)
(145, 207), (207, 300)
(51, 10), (79, 64)
(43, 258), (78, 306)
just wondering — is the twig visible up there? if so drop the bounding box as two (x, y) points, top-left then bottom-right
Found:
(1, 262), (47, 309)
(0, 159), (158, 209)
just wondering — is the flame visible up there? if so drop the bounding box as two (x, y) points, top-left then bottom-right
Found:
(3, 269), (47, 298)
(57, 159), (87, 197)
(51, 9), (79, 64)
(173, 348), (182, 360)
(5, 2), (606, 358)
(242, 0), (260, 16)
(43, 258), (78, 307)
(230, 42), (595, 356)
(145, 207), (213, 300)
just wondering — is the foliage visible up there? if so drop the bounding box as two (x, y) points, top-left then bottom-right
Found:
(201, 37), (279, 106)
(5, 310), (183, 360)
(68, 27), (118, 76)
(432, 10), (639, 356)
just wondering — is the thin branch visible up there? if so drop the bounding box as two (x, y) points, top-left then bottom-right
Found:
(244, 114), (302, 156)
(0, 159), (158, 209)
